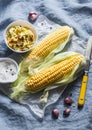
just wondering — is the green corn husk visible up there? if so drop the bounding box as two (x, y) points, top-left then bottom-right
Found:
(10, 52), (86, 101)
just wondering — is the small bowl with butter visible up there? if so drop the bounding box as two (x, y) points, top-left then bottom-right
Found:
(4, 20), (37, 53)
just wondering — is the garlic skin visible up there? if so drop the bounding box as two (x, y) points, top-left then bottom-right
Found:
(29, 12), (38, 21)
(64, 97), (73, 105)
(52, 108), (59, 119)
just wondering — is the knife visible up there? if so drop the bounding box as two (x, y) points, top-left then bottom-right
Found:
(78, 36), (92, 107)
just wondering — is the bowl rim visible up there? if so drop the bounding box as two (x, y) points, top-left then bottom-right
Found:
(4, 20), (38, 53)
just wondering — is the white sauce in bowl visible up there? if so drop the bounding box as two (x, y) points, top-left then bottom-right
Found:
(0, 58), (18, 83)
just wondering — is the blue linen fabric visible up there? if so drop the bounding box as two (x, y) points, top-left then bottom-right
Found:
(0, 0), (92, 130)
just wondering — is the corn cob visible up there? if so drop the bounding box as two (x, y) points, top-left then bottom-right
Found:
(27, 26), (74, 61)
(25, 54), (84, 93)
(20, 26), (74, 73)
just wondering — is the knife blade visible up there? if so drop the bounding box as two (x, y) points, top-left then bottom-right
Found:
(78, 36), (92, 107)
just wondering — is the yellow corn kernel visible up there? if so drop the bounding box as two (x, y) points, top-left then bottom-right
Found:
(27, 26), (74, 61)
(25, 54), (83, 93)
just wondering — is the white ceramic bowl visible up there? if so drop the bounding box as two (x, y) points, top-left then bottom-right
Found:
(4, 20), (37, 53)
(0, 58), (19, 83)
